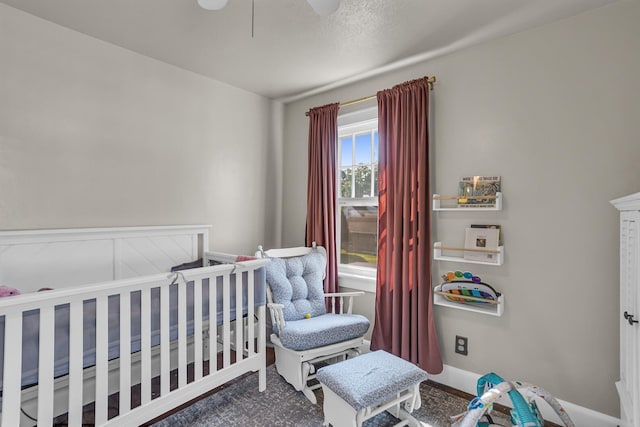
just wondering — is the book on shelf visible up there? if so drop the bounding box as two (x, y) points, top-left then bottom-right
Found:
(457, 176), (501, 207)
(464, 227), (500, 262)
(470, 224), (502, 246)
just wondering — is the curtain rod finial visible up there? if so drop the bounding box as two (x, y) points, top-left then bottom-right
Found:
(428, 76), (436, 90)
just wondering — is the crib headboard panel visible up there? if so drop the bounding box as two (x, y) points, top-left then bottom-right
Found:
(0, 225), (210, 293)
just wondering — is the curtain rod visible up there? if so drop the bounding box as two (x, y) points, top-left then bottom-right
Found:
(305, 76), (436, 116)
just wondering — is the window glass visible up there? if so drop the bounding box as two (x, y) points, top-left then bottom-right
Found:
(340, 137), (352, 166)
(340, 206), (378, 269)
(337, 119), (378, 272)
(355, 134), (371, 164)
(373, 132), (378, 160)
(353, 165), (372, 198)
(373, 164), (379, 197)
(340, 167), (353, 198)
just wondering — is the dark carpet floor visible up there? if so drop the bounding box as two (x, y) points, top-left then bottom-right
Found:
(151, 365), (511, 427)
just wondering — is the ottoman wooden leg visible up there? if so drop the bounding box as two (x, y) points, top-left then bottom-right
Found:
(322, 385), (359, 427)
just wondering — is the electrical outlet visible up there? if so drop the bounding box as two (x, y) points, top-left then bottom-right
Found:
(455, 335), (468, 355)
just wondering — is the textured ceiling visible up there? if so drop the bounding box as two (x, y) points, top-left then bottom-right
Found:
(1, 0), (619, 100)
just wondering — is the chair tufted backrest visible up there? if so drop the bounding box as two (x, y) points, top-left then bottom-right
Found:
(265, 250), (327, 322)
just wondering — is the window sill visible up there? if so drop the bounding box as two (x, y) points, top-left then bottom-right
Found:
(338, 272), (376, 294)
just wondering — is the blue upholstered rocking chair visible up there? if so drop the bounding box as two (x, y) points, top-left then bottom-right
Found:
(256, 243), (370, 403)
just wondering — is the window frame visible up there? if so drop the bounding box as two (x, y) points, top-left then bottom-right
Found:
(336, 116), (379, 280)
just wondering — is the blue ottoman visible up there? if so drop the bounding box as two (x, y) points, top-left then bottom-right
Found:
(316, 350), (428, 427)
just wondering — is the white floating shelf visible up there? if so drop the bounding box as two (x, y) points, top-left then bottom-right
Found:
(433, 284), (504, 317)
(432, 192), (502, 211)
(433, 242), (503, 266)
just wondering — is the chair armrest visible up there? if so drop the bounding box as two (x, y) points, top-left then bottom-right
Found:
(324, 291), (365, 314)
(267, 302), (286, 332)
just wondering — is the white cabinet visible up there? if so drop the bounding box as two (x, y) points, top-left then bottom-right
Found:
(611, 192), (640, 427)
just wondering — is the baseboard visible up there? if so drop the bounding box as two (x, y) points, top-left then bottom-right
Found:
(429, 364), (621, 427)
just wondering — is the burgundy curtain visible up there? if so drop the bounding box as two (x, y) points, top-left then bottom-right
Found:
(371, 77), (443, 374)
(305, 103), (340, 298)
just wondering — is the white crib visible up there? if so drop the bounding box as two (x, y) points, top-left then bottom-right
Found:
(0, 225), (269, 426)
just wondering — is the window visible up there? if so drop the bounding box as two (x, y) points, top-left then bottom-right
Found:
(337, 117), (378, 276)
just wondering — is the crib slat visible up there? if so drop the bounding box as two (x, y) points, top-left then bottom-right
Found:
(120, 291), (132, 415)
(222, 273), (231, 368)
(160, 285), (170, 395)
(208, 279), (217, 374)
(1, 312), (23, 427)
(247, 271), (255, 356)
(37, 305), (56, 426)
(193, 279), (203, 381)
(178, 279), (187, 389)
(68, 301), (84, 426)
(258, 304), (267, 392)
(140, 288), (152, 404)
(235, 272), (243, 362)
(95, 295), (109, 425)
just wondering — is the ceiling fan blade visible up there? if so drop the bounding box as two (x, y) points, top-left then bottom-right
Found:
(197, 0), (229, 10)
(306, 0), (340, 16)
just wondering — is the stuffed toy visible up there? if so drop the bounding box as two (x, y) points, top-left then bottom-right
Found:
(0, 285), (21, 297)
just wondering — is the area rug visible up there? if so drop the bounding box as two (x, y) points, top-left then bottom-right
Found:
(152, 365), (510, 426)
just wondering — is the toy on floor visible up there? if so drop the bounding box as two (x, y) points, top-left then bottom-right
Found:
(451, 372), (574, 427)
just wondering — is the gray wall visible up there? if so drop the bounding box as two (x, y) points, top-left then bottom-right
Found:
(0, 4), (278, 254)
(281, 1), (640, 416)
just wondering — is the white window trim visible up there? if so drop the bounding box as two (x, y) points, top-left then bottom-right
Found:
(337, 106), (377, 127)
(338, 118), (379, 136)
(338, 271), (376, 293)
